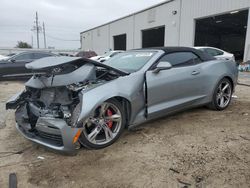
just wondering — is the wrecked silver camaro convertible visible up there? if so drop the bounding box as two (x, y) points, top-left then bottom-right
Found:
(6, 47), (238, 154)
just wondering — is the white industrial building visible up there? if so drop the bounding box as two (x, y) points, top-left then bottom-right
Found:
(80, 0), (250, 61)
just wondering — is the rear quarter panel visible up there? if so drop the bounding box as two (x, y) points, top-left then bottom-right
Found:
(201, 59), (238, 101)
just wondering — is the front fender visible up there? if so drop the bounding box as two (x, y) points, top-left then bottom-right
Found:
(77, 83), (132, 126)
(76, 74), (145, 126)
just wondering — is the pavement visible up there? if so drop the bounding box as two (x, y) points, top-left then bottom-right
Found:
(0, 82), (24, 128)
(239, 72), (250, 85)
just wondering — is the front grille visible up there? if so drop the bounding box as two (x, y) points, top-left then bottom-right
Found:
(36, 130), (63, 147)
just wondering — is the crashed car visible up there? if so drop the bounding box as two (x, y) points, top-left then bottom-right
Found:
(6, 47), (238, 154)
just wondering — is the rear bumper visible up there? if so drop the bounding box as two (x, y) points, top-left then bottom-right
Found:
(15, 105), (82, 155)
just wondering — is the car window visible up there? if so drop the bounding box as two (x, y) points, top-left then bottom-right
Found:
(33, 53), (53, 59)
(159, 52), (202, 67)
(83, 52), (88, 57)
(86, 52), (94, 58)
(91, 52), (97, 56)
(12, 53), (33, 61)
(204, 48), (224, 56)
(76, 51), (85, 57)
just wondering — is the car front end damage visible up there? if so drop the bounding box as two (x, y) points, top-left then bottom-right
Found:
(6, 57), (126, 154)
(6, 87), (85, 154)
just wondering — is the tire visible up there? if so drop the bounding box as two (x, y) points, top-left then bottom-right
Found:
(79, 99), (126, 149)
(208, 78), (233, 111)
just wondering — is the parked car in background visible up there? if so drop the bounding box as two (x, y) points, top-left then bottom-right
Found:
(91, 50), (124, 62)
(6, 47), (238, 154)
(58, 53), (74, 57)
(6, 53), (16, 57)
(75, 51), (97, 58)
(0, 54), (8, 60)
(195, 47), (235, 61)
(0, 51), (56, 80)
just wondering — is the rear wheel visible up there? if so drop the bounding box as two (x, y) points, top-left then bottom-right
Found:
(79, 99), (125, 149)
(208, 78), (232, 111)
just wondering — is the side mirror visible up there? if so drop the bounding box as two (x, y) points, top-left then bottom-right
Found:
(153, 61), (172, 73)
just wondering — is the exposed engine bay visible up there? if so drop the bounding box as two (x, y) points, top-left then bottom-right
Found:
(5, 57), (131, 153)
(25, 86), (79, 128)
(7, 58), (126, 128)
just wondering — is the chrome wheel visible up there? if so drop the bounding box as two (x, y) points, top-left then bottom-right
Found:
(216, 81), (232, 108)
(82, 102), (123, 145)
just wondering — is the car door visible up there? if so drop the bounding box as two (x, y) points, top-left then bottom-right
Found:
(146, 52), (207, 119)
(0, 53), (34, 79)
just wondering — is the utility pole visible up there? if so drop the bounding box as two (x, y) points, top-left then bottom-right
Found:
(43, 22), (47, 49)
(31, 35), (33, 48)
(35, 12), (39, 48)
(31, 12), (42, 49)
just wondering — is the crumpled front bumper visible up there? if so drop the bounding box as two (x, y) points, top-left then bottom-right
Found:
(15, 104), (83, 155)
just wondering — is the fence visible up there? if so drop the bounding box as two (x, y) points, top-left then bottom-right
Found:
(0, 48), (80, 56)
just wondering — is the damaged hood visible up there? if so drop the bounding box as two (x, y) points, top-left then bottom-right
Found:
(24, 56), (128, 89)
(25, 56), (82, 70)
(25, 56), (128, 76)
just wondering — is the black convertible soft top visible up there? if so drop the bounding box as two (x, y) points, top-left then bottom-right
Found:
(141, 46), (216, 61)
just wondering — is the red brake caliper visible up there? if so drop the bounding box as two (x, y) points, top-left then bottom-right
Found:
(107, 109), (113, 128)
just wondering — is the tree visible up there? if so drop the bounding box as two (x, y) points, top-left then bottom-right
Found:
(16, 41), (32, 48)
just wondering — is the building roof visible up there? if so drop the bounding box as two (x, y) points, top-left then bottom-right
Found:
(80, 0), (174, 34)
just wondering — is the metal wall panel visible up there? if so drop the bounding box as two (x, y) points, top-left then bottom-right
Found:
(81, 0), (181, 54)
(179, 0), (250, 61)
(81, 0), (250, 60)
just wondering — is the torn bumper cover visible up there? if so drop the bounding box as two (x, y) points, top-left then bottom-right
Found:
(7, 96), (83, 155)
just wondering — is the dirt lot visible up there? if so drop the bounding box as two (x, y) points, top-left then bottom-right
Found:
(0, 78), (249, 188)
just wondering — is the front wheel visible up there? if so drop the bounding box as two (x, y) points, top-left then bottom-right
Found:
(208, 78), (233, 111)
(79, 99), (125, 149)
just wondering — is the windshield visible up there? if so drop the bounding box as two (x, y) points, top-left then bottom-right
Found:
(104, 51), (156, 73)
(4, 53), (21, 61)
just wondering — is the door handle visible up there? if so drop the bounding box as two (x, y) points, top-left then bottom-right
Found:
(191, 71), (200, 75)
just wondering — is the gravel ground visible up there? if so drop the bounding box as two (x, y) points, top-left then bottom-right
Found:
(239, 72), (250, 85)
(0, 79), (249, 188)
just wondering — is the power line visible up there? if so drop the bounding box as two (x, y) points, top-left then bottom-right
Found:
(46, 34), (79, 41)
(0, 25), (31, 28)
(1, 12), (80, 45)
(0, 25), (81, 34)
